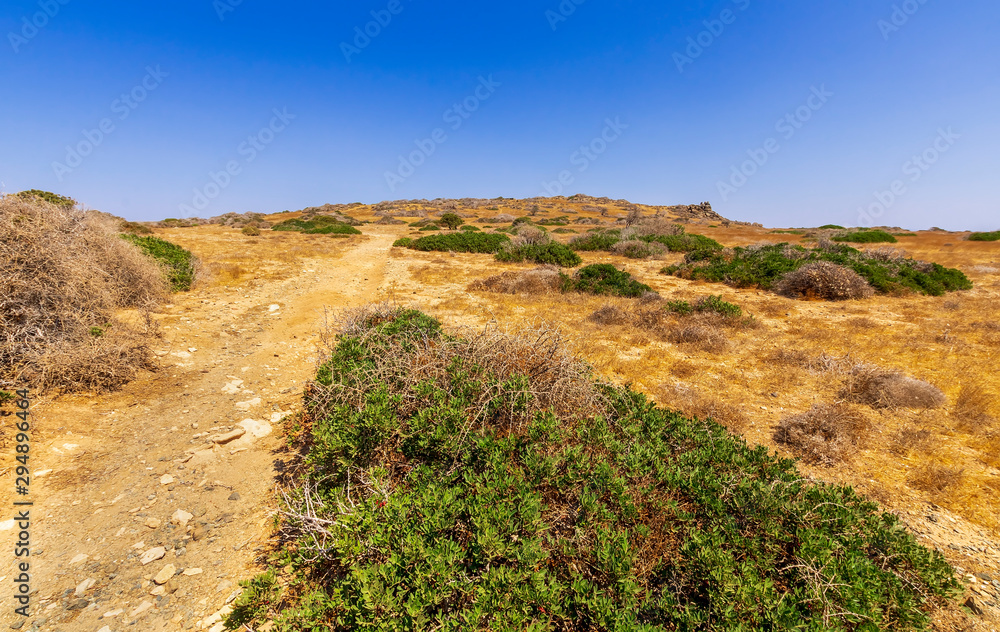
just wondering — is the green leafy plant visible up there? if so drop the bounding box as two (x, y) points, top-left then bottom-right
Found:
(664, 242), (971, 297)
(570, 228), (723, 254)
(460, 224), (481, 232)
(392, 237), (413, 248)
(832, 229), (898, 244)
(272, 215), (362, 236)
(419, 223), (442, 231)
(819, 224), (845, 230)
(0, 391), (14, 407)
(969, 230), (1000, 242)
(224, 571), (279, 630)
(565, 263), (652, 297)
(120, 234), (197, 292)
(256, 308), (959, 631)
(16, 189), (76, 208)
(439, 213), (465, 230)
(401, 232), (511, 254)
(495, 242), (582, 267)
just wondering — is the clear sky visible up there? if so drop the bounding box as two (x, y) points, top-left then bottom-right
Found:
(1, 1), (997, 229)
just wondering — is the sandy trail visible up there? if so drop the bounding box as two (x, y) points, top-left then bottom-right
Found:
(0, 230), (397, 631)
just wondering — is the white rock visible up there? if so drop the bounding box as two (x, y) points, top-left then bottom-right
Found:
(269, 304), (281, 312)
(131, 541), (146, 549)
(145, 518), (161, 529)
(150, 585), (166, 596)
(183, 567), (203, 576)
(239, 418), (273, 439)
(221, 380), (244, 394)
(129, 600), (154, 617)
(154, 563), (176, 585)
(103, 608), (124, 618)
(74, 577), (95, 596)
(160, 474), (175, 485)
(0, 519), (14, 531)
(210, 428), (246, 444)
(234, 398), (262, 411)
(140, 546), (166, 565)
(98, 626), (111, 632)
(171, 509), (194, 528)
(270, 411), (291, 424)
(70, 553), (89, 564)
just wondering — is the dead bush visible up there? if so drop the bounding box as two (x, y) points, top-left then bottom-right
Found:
(862, 247), (907, 264)
(908, 464), (964, 495)
(953, 381), (996, 432)
(666, 322), (729, 353)
(588, 304), (631, 326)
(890, 427), (933, 455)
(774, 262), (875, 301)
(512, 226), (549, 247)
(1, 195), (166, 391)
(241, 225), (261, 236)
(468, 265), (563, 295)
(610, 239), (667, 259)
(773, 403), (870, 466)
(839, 365), (946, 409)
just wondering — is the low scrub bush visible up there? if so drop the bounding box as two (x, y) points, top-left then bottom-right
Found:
(439, 212), (464, 230)
(610, 239), (666, 259)
(666, 322), (729, 353)
(568, 230), (621, 251)
(469, 265), (564, 295)
(774, 403), (870, 466)
(969, 230), (1000, 241)
(832, 229), (898, 244)
(402, 232), (510, 254)
(819, 224), (845, 230)
(241, 225), (261, 236)
(250, 307), (958, 631)
(15, 189), (75, 208)
(392, 237), (413, 248)
(570, 226), (722, 254)
(120, 234), (196, 292)
(666, 295), (743, 319)
(496, 241), (582, 267)
(588, 304), (632, 325)
(565, 263), (652, 297)
(459, 224), (481, 232)
(419, 223), (442, 231)
(774, 261), (875, 300)
(1, 195), (165, 391)
(839, 365), (946, 409)
(119, 220), (153, 235)
(663, 242), (971, 297)
(272, 215), (362, 236)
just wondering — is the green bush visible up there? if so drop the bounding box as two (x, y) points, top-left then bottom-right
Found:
(537, 216), (570, 226)
(566, 263), (652, 297)
(460, 225), (481, 232)
(819, 224), (845, 230)
(225, 571), (279, 630)
(403, 232), (511, 254)
(495, 242), (582, 267)
(568, 230), (622, 251)
(272, 215), (362, 236)
(16, 189), (75, 208)
(663, 243), (971, 297)
(552, 227), (576, 234)
(439, 213), (465, 230)
(120, 234), (196, 292)
(392, 237), (413, 248)
(260, 309), (958, 631)
(419, 223), (442, 231)
(969, 231), (1000, 242)
(832, 230), (898, 244)
(668, 295), (743, 319)
(569, 228), (723, 254)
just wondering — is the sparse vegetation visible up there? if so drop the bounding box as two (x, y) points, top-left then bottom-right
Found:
(256, 307), (959, 631)
(666, 295), (744, 319)
(819, 224), (845, 230)
(832, 229), (899, 244)
(468, 266), (564, 295)
(968, 230), (1000, 241)
(271, 215), (362, 236)
(16, 189), (76, 208)
(774, 261), (875, 301)
(774, 403), (870, 466)
(663, 242), (972, 297)
(241, 225), (261, 236)
(839, 365), (946, 410)
(569, 225), (723, 256)
(120, 234), (197, 292)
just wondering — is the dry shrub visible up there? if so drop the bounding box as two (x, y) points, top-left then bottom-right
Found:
(610, 239), (666, 259)
(0, 195), (166, 391)
(666, 321), (729, 353)
(839, 365), (946, 409)
(862, 246), (907, 263)
(890, 426), (933, 455)
(468, 265), (563, 295)
(637, 291), (662, 305)
(632, 218), (684, 237)
(325, 303), (603, 427)
(766, 348), (812, 368)
(588, 304), (631, 326)
(774, 262), (875, 301)
(241, 225), (261, 236)
(952, 381), (996, 433)
(773, 403), (870, 465)
(908, 464), (964, 495)
(512, 226), (549, 247)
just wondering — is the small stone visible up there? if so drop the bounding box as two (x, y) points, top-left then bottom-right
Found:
(160, 474), (175, 485)
(9, 620), (24, 629)
(74, 577), (96, 596)
(145, 517), (162, 529)
(216, 579), (233, 593)
(183, 567), (204, 576)
(66, 598), (89, 611)
(70, 553), (88, 564)
(97, 627), (111, 632)
(228, 492), (241, 501)
(154, 563), (177, 585)
(191, 524), (210, 541)
(150, 585), (166, 596)
(103, 609), (124, 618)
(129, 600), (154, 618)
(210, 428), (246, 444)
(165, 577), (181, 594)
(140, 546), (167, 565)
(963, 596), (984, 616)
(171, 509), (194, 528)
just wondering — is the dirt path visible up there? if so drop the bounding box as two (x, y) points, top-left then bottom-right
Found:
(0, 230), (398, 632)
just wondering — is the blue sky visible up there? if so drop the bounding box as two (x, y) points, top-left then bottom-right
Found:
(1, 1), (997, 229)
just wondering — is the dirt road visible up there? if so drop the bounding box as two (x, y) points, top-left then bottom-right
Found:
(0, 230), (398, 632)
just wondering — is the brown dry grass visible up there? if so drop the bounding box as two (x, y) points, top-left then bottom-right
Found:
(774, 403), (870, 466)
(0, 195), (166, 391)
(468, 265), (563, 295)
